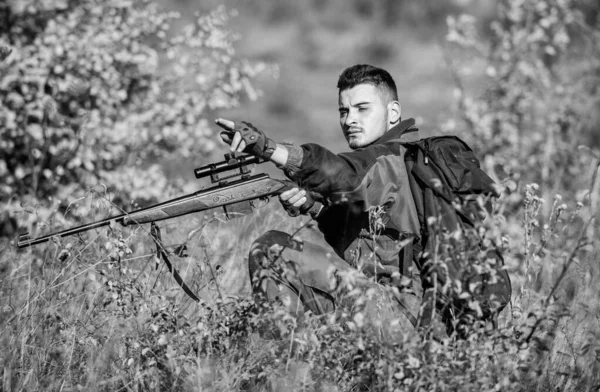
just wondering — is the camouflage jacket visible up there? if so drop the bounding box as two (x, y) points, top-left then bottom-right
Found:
(283, 119), (421, 280)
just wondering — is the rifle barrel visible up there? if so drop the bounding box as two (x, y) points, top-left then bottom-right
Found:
(16, 174), (290, 249)
(17, 215), (125, 249)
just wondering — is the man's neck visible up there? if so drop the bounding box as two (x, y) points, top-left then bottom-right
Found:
(375, 118), (419, 144)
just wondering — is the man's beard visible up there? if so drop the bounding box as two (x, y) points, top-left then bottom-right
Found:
(347, 132), (376, 149)
(348, 139), (363, 149)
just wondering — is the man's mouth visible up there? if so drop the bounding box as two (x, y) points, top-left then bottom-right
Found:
(346, 128), (362, 136)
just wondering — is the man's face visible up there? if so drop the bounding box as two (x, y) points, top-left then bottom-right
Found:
(338, 84), (390, 149)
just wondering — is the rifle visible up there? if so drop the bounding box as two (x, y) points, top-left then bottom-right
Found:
(16, 153), (320, 302)
(17, 153), (320, 249)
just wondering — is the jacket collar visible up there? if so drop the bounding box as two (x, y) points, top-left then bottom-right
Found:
(375, 118), (419, 144)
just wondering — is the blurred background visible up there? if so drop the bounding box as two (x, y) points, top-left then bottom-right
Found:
(2, 0), (599, 222)
(159, 0), (496, 153)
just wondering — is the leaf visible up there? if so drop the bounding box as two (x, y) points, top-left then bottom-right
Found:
(173, 244), (188, 257)
(67, 80), (91, 98)
(0, 45), (11, 62)
(578, 145), (600, 160)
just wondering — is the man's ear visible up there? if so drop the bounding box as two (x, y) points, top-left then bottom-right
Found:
(388, 101), (401, 126)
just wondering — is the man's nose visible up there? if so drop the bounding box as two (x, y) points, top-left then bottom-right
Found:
(344, 109), (357, 126)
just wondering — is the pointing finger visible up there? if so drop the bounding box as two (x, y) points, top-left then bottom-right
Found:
(215, 118), (235, 132)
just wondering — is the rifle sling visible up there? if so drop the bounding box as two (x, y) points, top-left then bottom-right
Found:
(394, 296), (419, 328)
(150, 222), (200, 302)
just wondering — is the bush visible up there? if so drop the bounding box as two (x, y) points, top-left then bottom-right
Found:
(444, 0), (600, 196)
(0, 0), (265, 236)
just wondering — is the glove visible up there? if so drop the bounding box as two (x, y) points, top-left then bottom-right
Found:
(279, 186), (323, 219)
(218, 120), (277, 159)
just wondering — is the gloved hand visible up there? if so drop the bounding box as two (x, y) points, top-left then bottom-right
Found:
(279, 187), (322, 218)
(215, 118), (277, 159)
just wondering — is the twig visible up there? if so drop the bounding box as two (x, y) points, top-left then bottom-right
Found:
(439, 41), (478, 137)
(544, 216), (592, 305)
(522, 155), (599, 343)
(204, 246), (223, 300)
(285, 298), (302, 373)
(544, 155), (599, 304)
(2, 232), (106, 330)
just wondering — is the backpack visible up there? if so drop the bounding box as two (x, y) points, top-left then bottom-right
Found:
(401, 136), (512, 337)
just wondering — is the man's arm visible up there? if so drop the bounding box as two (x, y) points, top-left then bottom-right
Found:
(216, 118), (317, 212)
(215, 118), (290, 166)
(214, 118), (392, 208)
(214, 117), (420, 235)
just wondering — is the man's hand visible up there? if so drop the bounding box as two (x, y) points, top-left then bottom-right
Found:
(280, 187), (321, 218)
(215, 118), (277, 159)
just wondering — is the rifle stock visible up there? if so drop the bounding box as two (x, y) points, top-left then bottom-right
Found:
(17, 154), (299, 250)
(121, 174), (286, 225)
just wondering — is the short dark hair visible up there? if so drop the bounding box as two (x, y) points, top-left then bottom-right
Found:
(336, 64), (398, 102)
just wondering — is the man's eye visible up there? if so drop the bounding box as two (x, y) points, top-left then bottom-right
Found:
(358, 107), (367, 112)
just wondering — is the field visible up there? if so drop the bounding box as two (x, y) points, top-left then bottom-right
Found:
(2, 0), (600, 391)
(2, 179), (600, 391)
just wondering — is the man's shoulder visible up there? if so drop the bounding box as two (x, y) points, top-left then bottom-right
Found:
(338, 142), (399, 161)
(336, 143), (407, 177)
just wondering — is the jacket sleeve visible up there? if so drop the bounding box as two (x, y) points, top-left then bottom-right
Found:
(285, 143), (403, 211)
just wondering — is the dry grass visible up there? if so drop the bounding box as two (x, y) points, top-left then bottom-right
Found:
(1, 182), (599, 391)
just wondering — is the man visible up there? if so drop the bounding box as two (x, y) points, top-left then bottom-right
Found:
(216, 64), (423, 335)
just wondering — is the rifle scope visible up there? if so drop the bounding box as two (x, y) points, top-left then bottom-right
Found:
(194, 154), (263, 180)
